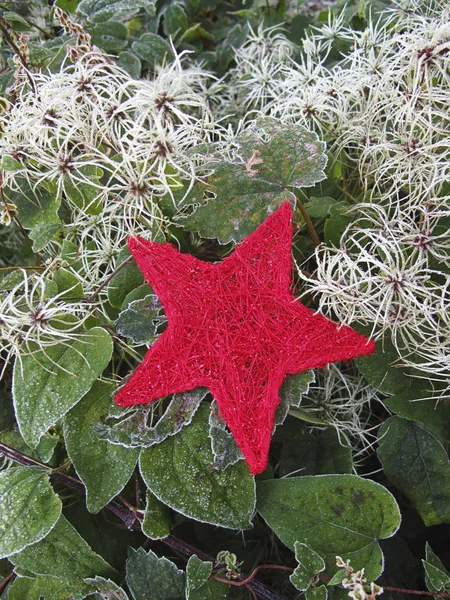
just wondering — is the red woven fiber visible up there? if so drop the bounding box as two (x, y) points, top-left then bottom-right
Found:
(115, 201), (375, 474)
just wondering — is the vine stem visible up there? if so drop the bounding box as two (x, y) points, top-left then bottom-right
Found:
(0, 442), (288, 600)
(294, 198), (321, 247)
(83, 256), (133, 302)
(0, 16), (36, 93)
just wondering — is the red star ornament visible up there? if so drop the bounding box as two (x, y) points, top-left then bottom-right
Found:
(115, 201), (375, 474)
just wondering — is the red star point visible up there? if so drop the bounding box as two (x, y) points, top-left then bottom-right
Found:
(115, 202), (375, 474)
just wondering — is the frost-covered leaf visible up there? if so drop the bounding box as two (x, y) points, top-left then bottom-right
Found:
(10, 514), (117, 580)
(78, 0), (147, 22)
(85, 576), (130, 599)
(378, 417), (450, 526)
(97, 388), (207, 448)
(117, 51), (142, 78)
(142, 490), (171, 540)
(257, 474), (401, 580)
(140, 403), (256, 529)
(51, 267), (84, 299)
(115, 294), (166, 344)
(29, 222), (62, 252)
(108, 249), (144, 309)
(64, 381), (139, 513)
(7, 575), (90, 600)
(131, 33), (174, 68)
(13, 327), (113, 447)
(0, 467), (62, 558)
(186, 555), (228, 600)
(179, 118), (327, 243)
(208, 400), (243, 471)
(290, 542), (325, 592)
(356, 335), (411, 395)
(163, 4), (189, 38)
(306, 585), (328, 600)
(276, 370), (315, 426)
(93, 21), (128, 53)
(126, 547), (185, 600)
(8, 178), (61, 229)
(0, 428), (58, 464)
(423, 543), (450, 593)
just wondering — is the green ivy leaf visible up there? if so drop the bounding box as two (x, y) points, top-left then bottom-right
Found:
(324, 201), (352, 247)
(257, 474), (401, 580)
(142, 490), (171, 540)
(356, 334), (410, 394)
(0, 467), (62, 558)
(131, 33), (174, 68)
(93, 21), (128, 54)
(51, 267), (84, 299)
(377, 417), (450, 526)
(139, 403), (256, 529)
(423, 543), (450, 593)
(64, 381), (139, 513)
(126, 547), (185, 600)
(290, 542), (326, 592)
(9, 514), (117, 581)
(13, 327), (113, 447)
(115, 294), (166, 344)
(179, 117), (327, 243)
(186, 555), (228, 600)
(304, 197), (337, 218)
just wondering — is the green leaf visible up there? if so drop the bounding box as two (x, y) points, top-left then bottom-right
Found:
(97, 388), (207, 448)
(1, 155), (22, 171)
(13, 327), (113, 447)
(126, 547), (185, 600)
(276, 370), (315, 426)
(77, 0), (147, 22)
(117, 51), (142, 78)
(85, 576), (130, 599)
(186, 555), (228, 600)
(356, 334), (411, 394)
(257, 474), (401, 580)
(7, 575), (90, 600)
(0, 428), (58, 464)
(142, 490), (171, 540)
(8, 178), (61, 229)
(208, 400), (243, 471)
(93, 21), (128, 54)
(306, 585), (328, 600)
(115, 294), (166, 344)
(55, 0), (80, 11)
(51, 267), (83, 299)
(131, 33), (174, 68)
(163, 4), (189, 38)
(108, 249), (144, 309)
(29, 222), (62, 252)
(304, 197), (337, 218)
(140, 403), (256, 529)
(0, 467), (62, 558)
(290, 542), (326, 592)
(9, 514), (117, 581)
(64, 381), (139, 513)
(279, 429), (352, 478)
(423, 543), (450, 593)
(324, 202), (352, 247)
(64, 176), (102, 215)
(180, 117), (327, 244)
(377, 417), (450, 526)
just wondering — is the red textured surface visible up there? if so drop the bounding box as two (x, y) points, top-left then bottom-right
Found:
(115, 201), (375, 474)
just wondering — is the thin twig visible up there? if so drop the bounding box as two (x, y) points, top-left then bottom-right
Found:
(296, 200), (321, 247)
(84, 256), (133, 302)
